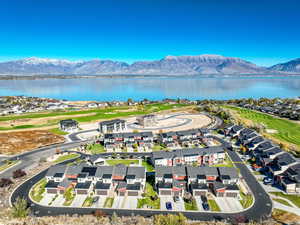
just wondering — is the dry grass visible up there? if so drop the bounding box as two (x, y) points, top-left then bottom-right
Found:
(0, 130), (65, 154)
(272, 208), (300, 224)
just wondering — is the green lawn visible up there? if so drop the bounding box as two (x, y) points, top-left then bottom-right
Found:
(142, 160), (155, 172)
(104, 197), (114, 208)
(208, 199), (221, 212)
(63, 187), (75, 206)
(0, 103), (189, 131)
(239, 192), (254, 209)
(82, 196), (94, 207)
(273, 198), (292, 207)
(0, 160), (20, 172)
(86, 143), (106, 154)
(54, 153), (80, 164)
(270, 192), (300, 208)
(152, 144), (168, 151)
(224, 106), (300, 149)
(30, 178), (47, 202)
(106, 159), (139, 166)
(184, 199), (198, 211)
(49, 128), (68, 135)
(137, 183), (160, 209)
(211, 154), (234, 167)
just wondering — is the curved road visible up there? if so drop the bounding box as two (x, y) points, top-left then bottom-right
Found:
(10, 133), (273, 222)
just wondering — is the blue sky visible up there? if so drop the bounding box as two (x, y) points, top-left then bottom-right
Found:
(0, 0), (299, 66)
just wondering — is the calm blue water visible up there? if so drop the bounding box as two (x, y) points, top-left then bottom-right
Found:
(0, 76), (299, 101)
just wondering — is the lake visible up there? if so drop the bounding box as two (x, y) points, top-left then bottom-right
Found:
(0, 76), (299, 101)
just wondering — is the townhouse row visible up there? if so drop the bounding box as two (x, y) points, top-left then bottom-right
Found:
(225, 124), (300, 194)
(150, 147), (225, 167)
(45, 164), (146, 197)
(155, 166), (240, 198)
(158, 128), (208, 148)
(103, 131), (154, 150)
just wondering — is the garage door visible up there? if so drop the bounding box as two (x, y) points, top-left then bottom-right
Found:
(226, 192), (238, 198)
(128, 191), (138, 196)
(77, 190), (87, 195)
(97, 190), (107, 195)
(194, 191), (206, 196)
(119, 191), (125, 196)
(47, 189), (57, 194)
(217, 192), (225, 197)
(160, 190), (172, 195)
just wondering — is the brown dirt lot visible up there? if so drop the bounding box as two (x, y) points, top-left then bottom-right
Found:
(0, 130), (65, 155)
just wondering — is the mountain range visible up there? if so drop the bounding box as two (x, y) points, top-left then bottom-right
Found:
(0, 54), (299, 76)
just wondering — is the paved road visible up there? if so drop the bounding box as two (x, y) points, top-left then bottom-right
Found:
(10, 136), (273, 222)
(68, 129), (98, 142)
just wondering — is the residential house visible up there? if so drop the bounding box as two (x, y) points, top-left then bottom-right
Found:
(59, 119), (78, 132)
(99, 119), (127, 133)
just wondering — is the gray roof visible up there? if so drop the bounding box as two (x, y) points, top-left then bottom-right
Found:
(186, 166), (218, 178)
(276, 153), (297, 166)
(65, 165), (83, 175)
(126, 166), (145, 179)
(46, 165), (67, 177)
(95, 166), (113, 178)
(100, 119), (126, 126)
(155, 166), (173, 178)
(113, 164), (127, 177)
(218, 167), (239, 180)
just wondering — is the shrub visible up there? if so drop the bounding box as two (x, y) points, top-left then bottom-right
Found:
(0, 178), (13, 187)
(153, 213), (187, 225)
(13, 169), (27, 179)
(94, 209), (106, 218)
(11, 197), (30, 218)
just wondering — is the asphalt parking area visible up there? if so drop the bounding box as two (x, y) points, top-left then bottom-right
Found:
(122, 196), (138, 209)
(51, 195), (65, 207)
(71, 195), (86, 207)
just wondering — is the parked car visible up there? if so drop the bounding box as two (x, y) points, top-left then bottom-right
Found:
(263, 177), (273, 185)
(166, 202), (172, 210)
(201, 195), (208, 203)
(173, 196), (180, 202)
(202, 202), (210, 211)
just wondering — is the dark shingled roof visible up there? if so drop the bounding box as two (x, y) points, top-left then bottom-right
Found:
(95, 181), (111, 190)
(45, 181), (59, 188)
(75, 181), (92, 189)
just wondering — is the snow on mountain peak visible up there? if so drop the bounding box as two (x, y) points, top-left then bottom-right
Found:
(21, 57), (80, 65)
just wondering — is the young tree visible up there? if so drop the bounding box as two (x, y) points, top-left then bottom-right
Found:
(12, 169), (27, 179)
(0, 178), (13, 187)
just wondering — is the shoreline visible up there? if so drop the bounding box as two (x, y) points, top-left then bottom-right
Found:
(0, 74), (300, 80)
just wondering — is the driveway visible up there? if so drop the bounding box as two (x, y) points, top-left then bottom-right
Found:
(215, 197), (243, 212)
(40, 193), (56, 206)
(195, 197), (204, 211)
(173, 197), (185, 211)
(112, 196), (125, 209)
(71, 195), (86, 207)
(122, 196), (138, 209)
(92, 196), (106, 208)
(51, 195), (65, 207)
(160, 196), (173, 211)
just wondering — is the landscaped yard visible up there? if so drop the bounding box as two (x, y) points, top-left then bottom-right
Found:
(152, 144), (168, 151)
(104, 197), (114, 208)
(49, 128), (68, 135)
(184, 199), (198, 211)
(30, 178), (47, 202)
(224, 106), (300, 150)
(82, 196), (94, 207)
(106, 159), (139, 166)
(239, 192), (254, 209)
(137, 183), (160, 209)
(208, 199), (221, 212)
(54, 153), (80, 164)
(63, 187), (75, 206)
(86, 143), (106, 154)
(211, 154), (234, 168)
(0, 160), (20, 172)
(142, 160), (155, 172)
(270, 192), (300, 208)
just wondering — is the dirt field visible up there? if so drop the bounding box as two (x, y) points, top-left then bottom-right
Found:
(0, 113), (96, 128)
(0, 130), (65, 155)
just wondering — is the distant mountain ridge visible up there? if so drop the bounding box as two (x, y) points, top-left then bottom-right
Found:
(0, 54), (299, 76)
